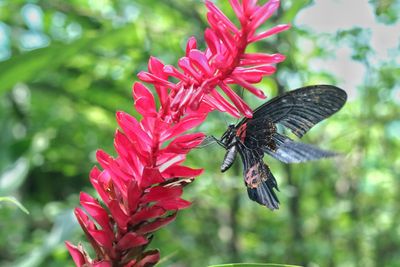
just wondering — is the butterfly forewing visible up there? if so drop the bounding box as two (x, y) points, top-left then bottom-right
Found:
(245, 85), (347, 138)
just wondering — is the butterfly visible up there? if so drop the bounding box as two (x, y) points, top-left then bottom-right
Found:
(209, 85), (347, 210)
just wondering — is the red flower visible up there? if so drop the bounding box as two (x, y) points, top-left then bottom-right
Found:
(67, 1), (289, 266)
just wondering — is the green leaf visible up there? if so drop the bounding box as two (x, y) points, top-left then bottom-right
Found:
(0, 196), (29, 214)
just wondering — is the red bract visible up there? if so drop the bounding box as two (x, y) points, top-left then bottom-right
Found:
(67, 1), (288, 266)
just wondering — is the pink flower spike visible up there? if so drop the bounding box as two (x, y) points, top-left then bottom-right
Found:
(186, 36), (197, 56)
(219, 82), (253, 117)
(206, 1), (239, 35)
(249, 24), (291, 43)
(250, 0), (280, 31)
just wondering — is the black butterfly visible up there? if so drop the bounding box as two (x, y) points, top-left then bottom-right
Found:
(210, 85), (347, 210)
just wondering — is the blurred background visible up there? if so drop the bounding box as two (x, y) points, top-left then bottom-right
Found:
(0, 0), (399, 266)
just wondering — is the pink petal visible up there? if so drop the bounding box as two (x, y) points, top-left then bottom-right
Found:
(74, 208), (104, 256)
(228, 0), (245, 23)
(135, 250), (160, 267)
(178, 57), (203, 82)
(114, 131), (142, 179)
(186, 36), (197, 55)
(147, 57), (169, 107)
(137, 213), (177, 235)
(132, 82), (157, 117)
(108, 200), (129, 231)
(162, 132), (205, 154)
(160, 113), (208, 142)
(127, 180), (141, 213)
(229, 75), (266, 99)
(204, 90), (241, 117)
(250, 0), (280, 30)
(116, 232), (148, 251)
(204, 29), (220, 55)
(79, 192), (112, 235)
(241, 53), (286, 64)
(208, 13), (235, 53)
(148, 56), (165, 77)
(163, 65), (189, 82)
(65, 242), (87, 267)
(87, 229), (113, 250)
(116, 112), (152, 151)
(218, 82), (253, 117)
(231, 70), (264, 83)
(157, 198), (191, 210)
(249, 24), (291, 43)
(141, 186), (183, 204)
(89, 167), (111, 205)
(137, 71), (176, 88)
(157, 153), (186, 172)
(140, 167), (165, 188)
(130, 206), (166, 225)
(96, 150), (112, 170)
(162, 165), (203, 178)
(170, 84), (193, 111)
(206, 1), (239, 35)
(243, 0), (258, 16)
(189, 49), (213, 76)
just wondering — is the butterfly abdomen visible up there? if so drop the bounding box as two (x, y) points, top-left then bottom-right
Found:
(221, 146), (237, 172)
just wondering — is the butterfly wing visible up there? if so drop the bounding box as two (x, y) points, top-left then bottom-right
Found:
(248, 85), (347, 138)
(238, 85), (346, 163)
(235, 141), (280, 210)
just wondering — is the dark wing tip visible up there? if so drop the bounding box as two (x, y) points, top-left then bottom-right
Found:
(247, 186), (280, 210)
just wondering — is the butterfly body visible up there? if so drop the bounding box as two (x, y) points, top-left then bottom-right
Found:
(215, 85), (347, 210)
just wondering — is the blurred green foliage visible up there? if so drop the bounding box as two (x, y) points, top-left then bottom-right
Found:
(0, 1), (399, 267)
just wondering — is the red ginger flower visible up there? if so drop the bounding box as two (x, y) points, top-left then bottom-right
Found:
(66, 1), (289, 266)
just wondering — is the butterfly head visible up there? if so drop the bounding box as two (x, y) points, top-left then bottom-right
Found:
(220, 124), (236, 146)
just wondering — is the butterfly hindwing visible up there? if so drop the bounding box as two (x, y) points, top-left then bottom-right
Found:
(236, 142), (280, 210)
